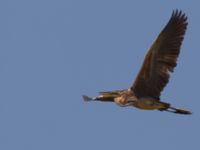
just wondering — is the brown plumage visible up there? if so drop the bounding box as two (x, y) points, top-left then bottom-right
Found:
(131, 10), (188, 99)
(83, 10), (191, 115)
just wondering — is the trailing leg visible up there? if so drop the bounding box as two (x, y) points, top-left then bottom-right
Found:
(167, 106), (192, 115)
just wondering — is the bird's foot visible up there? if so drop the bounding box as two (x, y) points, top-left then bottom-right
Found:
(165, 107), (192, 115)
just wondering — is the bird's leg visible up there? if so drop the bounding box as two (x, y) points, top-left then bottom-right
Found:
(165, 106), (192, 115)
(163, 109), (175, 113)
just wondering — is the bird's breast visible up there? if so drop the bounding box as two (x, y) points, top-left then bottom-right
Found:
(114, 96), (128, 106)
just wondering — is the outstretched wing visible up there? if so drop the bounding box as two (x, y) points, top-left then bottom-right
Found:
(131, 10), (188, 100)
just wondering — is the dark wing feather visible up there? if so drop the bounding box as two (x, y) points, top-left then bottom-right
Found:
(131, 10), (188, 100)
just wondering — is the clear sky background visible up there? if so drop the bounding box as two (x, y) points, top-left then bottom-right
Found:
(0, 0), (200, 150)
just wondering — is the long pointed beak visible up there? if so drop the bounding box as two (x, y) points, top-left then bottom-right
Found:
(82, 95), (94, 102)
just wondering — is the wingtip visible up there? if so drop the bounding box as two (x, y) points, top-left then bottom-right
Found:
(82, 95), (93, 102)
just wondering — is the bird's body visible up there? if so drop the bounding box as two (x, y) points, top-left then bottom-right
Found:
(114, 90), (167, 110)
(83, 10), (192, 115)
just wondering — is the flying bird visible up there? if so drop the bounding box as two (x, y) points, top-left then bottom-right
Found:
(83, 10), (191, 115)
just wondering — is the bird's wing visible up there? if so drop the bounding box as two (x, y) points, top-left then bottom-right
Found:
(130, 10), (188, 100)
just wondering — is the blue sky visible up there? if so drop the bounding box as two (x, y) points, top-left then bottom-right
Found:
(1, 0), (200, 150)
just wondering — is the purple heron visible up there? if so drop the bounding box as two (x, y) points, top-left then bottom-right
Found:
(83, 10), (191, 115)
